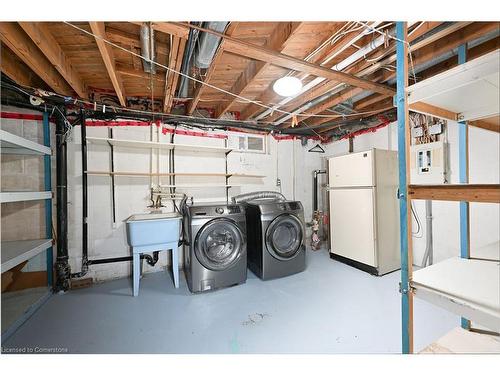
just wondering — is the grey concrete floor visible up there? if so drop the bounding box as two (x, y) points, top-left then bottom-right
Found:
(2, 249), (458, 353)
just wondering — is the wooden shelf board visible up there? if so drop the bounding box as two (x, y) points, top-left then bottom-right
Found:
(408, 184), (500, 203)
(471, 241), (500, 262)
(0, 191), (52, 203)
(420, 327), (500, 353)
(1, 239), (52, 273)
(86, 136), (231, 153)
(157, 184), (242, 188)
(407, 50), (500, 122)
(411, 257), (500, 332)
(229, 173), (265, 178)
(0, 129), (51, 156)
(86, 171), (265, 178)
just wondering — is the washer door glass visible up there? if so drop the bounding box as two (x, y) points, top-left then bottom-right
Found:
(265, 214), (303, 260)
(195, 218), (244, 271)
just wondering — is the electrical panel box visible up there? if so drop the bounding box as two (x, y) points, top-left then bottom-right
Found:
(410, 141), (449, 184)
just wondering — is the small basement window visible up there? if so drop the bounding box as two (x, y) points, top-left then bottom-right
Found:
(229, 133), (266, 153)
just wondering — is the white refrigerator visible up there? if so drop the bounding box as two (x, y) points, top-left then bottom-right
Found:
(328, 149), (400, 275)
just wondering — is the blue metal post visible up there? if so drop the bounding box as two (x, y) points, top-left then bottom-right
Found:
(458, 44), (470, 330)
(396, 22), (412, 354)
(43, 112), (53, 288)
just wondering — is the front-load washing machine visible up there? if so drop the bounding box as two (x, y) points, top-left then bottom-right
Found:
(244, 199), (306, 280)
(184, 203), (247, 293)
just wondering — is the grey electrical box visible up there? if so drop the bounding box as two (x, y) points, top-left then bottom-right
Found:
(410, 141), (449, 184)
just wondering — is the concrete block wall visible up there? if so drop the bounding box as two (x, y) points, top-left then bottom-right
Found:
(1, 106), (56, 272)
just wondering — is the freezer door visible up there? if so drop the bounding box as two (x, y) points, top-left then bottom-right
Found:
(329, 188), (377, 267)
(328, 150), (374, 187)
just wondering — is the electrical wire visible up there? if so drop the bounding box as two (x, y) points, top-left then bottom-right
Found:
(411, 201), (423, 238)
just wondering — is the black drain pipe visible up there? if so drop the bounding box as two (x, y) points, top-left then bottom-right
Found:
(71, 109), (89, 278)
(88, 253), (159, 266)
(313, 170), (327, 212)
(54, 106), (71, 292)
(72, 109), (159, 271)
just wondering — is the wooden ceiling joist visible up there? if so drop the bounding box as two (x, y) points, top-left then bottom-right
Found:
(1, 46), (36, 87)
(281, 87), (364, 128)
(163, 36), (187, 112)
(297, 22), (498, 129)
(214, 22), (303, 118)
(163, 22), (395, 97)
(19, 22), (88, 99)
(239, 23), (359, 121)
(116, 63), (166, 83)
(352, 22), (500, 112)
(0, 22), (73, 95)
(89, 22), (126, 106)
(266, 22), (454, 125)
(106, 26), (169, 56)
(186, 22), (240, 115)
(316, 97), (394, 133)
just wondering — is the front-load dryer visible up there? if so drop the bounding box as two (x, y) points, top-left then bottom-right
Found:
(244, 199), (306, 280)
(184, 203), (247, 293)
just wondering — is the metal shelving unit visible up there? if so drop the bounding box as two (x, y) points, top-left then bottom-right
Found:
(0, 111), (54, 341)
(395, 22), (500, 354)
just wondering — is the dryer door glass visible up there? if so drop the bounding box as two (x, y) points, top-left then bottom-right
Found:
(195, 218), (244, 271)
(266, 214), (303, 260)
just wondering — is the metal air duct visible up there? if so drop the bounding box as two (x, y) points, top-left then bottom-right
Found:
(194, 22), (229, 69)
(140, 23), (156, 74)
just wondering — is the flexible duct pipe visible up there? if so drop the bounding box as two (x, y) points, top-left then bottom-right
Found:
(232, 191), (286, 203)
(195, 22), (228, 68)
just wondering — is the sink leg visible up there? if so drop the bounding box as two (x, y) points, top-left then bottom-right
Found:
(172, 247), (179, 288)
(133, 252), (140, 296)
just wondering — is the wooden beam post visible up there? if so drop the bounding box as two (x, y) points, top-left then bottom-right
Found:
(19, 22), (88, 99)
(396, 21), (413, 354)
(89, 22), (126, 106)
(163, 36), (186, 112)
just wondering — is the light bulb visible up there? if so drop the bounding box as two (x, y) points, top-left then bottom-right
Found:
(272, 76), (303, 97)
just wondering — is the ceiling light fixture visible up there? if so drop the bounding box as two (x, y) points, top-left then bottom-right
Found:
(272, 76), (303, 97)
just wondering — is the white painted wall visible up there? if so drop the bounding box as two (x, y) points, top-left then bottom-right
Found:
(322, 121), (500, 266)
(5, 106), (496, 282)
